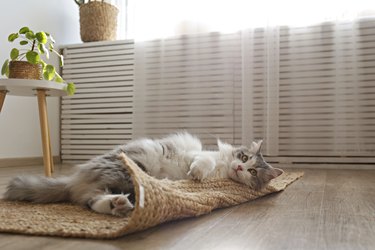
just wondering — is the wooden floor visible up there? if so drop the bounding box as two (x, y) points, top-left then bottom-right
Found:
(0, 164), (374, 250)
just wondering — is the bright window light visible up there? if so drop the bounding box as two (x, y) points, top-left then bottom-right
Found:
(127, 0), (375, 41)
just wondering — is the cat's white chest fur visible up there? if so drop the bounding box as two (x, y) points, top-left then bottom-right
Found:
(124, 133), (235, 182)
(209, 160), (230, 178)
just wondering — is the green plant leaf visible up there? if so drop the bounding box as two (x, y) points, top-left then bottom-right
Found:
(38, 43), (46, 53)
(8, 33), (19, 42)
(1, 59), (9, 76)
(19, 27), (30, 34)
(38, 43), (44, 53)
(25, 31), (35, 40)
(36, 32), (47, 44)
(10, 48), (19, 60)
(45, 64), (55, 73)
(20, 40), (29, 45)
(65, 82), (76, 96)
(43, 64), (55, 80)
(26, 51), (40, 64)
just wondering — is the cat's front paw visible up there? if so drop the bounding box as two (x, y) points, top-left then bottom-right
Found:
(187, 161), (213, 181)
(110, 194), (134, 217)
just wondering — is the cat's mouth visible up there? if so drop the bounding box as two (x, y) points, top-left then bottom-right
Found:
(230, 167), (241, 179)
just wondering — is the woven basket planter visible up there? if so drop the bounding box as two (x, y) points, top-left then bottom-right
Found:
(79, 2), (119, 42)
(8, 61), (42, 80)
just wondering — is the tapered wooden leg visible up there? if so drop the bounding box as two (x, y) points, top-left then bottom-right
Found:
(0, 90), (7, 112)
(37, 89), (53, 177)
(48, 133), (54, 173)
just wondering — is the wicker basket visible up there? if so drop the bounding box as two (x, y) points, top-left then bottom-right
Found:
(79, 2), (119, 42)
(8, 61), (42, 80)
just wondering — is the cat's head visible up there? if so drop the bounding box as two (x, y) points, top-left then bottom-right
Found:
(222, 140), (283, 190)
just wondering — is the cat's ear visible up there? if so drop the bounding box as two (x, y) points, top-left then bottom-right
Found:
(263, 167), (283, 182)
(251, 139), (263, 154)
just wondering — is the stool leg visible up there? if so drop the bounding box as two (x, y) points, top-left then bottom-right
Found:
(0, 90), (7, 112)
(37, 90), (53, 177)
(48, 134), (54, 173)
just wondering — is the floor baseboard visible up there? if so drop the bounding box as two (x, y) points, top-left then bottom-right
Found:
(0, 156), (61, 168)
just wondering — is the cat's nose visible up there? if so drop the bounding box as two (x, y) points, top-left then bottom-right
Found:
(237, 165), (243, 171)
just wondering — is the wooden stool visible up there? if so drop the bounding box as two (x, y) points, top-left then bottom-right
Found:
(0, 79), (67, 177)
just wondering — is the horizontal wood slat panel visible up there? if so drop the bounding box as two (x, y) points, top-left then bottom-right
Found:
(64, 82), (133, 89)
(65, 54), (134, 64)
(63, 65), (134, 75)
(61, 149), (113, 155)
(60, 19), (375, 164)
(61, 144), (116, 150)
(61, 134), (131, 139)
(62, 103), (131, 110)
(63, 71), (134, 79)
(61, 108), (132, 114)
(65, 48), (134, 59)
(61, 139), (130, 145)
(65, 92), (133, 100)
(61, 156), (103, 161)
(64, 44), (134, 54)
(70, 76), (134, 84)
(61, 40), (134, 163)
(72, 87), (133, 94)
(61, 113), (131, 119)
(61, 124), (132, 129)
(63, 60), (134, 70)
(61, 120), (131, 125)
(62, 97), (131, 105)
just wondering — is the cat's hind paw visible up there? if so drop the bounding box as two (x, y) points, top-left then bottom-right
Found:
(110, 194), (134, 217)
(89, 193), (134, 217)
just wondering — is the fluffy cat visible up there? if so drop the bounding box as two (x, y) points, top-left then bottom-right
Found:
(3, 132), (283, 216)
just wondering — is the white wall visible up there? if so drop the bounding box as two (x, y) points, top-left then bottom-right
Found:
(0, 0), (81, 159)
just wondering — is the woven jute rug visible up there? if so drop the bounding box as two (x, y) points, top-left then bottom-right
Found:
(0, 153), (303, 239)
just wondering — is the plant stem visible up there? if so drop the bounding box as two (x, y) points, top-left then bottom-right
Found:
(51, 48), (62, 56)
(31, 39), (36, 51)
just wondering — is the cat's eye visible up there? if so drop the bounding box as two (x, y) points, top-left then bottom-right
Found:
(241, 155), (248, 163)
(248, 168), (257, 176)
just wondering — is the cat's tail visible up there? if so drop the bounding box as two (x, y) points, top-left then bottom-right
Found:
(3, 175), (71, 203)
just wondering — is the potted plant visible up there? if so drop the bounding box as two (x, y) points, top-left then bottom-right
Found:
(75, 0), (119, 42)
(1, 27), (75, 95)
